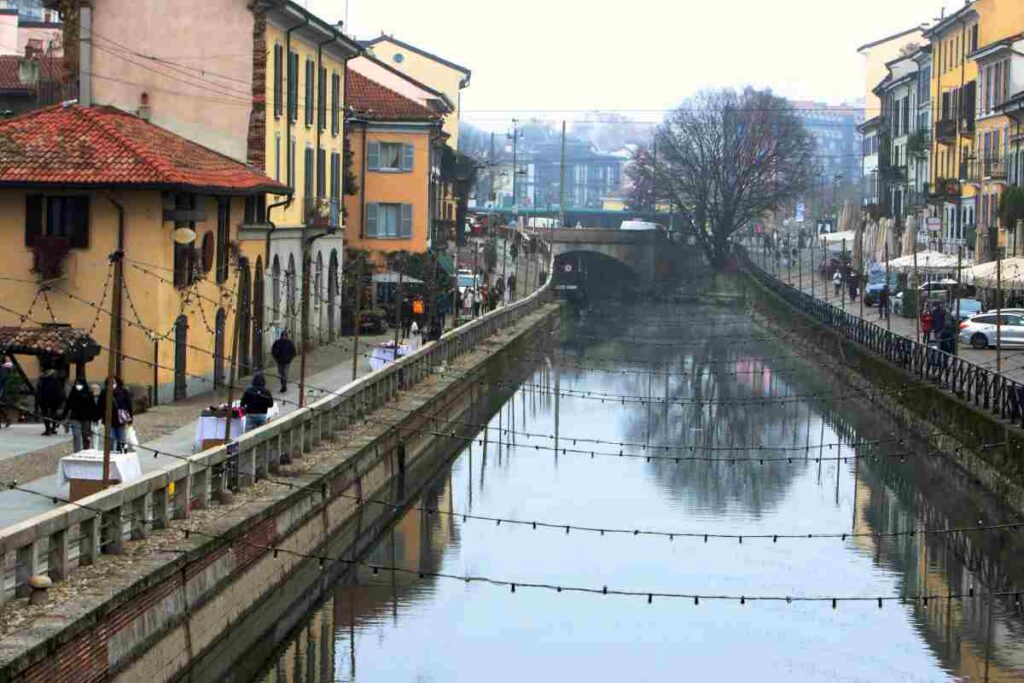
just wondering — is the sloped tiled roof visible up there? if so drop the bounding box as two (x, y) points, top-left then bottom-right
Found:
(346, 69), (440, 123)
(0, 325), (99, 362)
(0, 55), (62, 92)
(0, 104), (290, 193)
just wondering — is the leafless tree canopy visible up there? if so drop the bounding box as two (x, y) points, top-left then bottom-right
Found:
(630, 88), (814, 267)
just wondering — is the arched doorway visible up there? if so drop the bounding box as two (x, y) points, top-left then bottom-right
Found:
(286, 253), (297, 335)
(327, 249), (338, 341)
(174, 314), (188, 401)
(253, 256), (265, 370)
(213, 308), (226, 388)
(271, 255), (281, 321)
(239, 257), (252, 374)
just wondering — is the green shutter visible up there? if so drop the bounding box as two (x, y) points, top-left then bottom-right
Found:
(24, 194), (41, 246)
(367, 142), (380, 171)
(400, 204), (412, 237)
(401, 144), (414, 172)
(366, 202), (378, 237)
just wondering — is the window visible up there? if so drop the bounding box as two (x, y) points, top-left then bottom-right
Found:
(971, 24), (979, 53)
(365, 203), (412, 238)
(244, 194), (266, 224)
(274, 133), (281, 180)
(273, 44), (283, 118)
(318, 66), (327, 131)
(331, 151), (341, 199)
(367, 141), (414, 171)
(172, 193), (197, 289)
(305, 58), (314, 126)
(288, 136), (296, 188)
(216, 197), (230, 283)
(331, 72), (340, 136)
(25, 195), (90, 248)
(304, 147), (314, 198)
(287, 51), (298, 122)
(316, 147), (326, 198)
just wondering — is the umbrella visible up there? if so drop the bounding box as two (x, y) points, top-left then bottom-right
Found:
(968, 257), (1024, 288)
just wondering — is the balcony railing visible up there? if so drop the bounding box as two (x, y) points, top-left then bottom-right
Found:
(983, 157), (1007, 180)
(936, 118), (957, 144)
(304, 196), (341, 228)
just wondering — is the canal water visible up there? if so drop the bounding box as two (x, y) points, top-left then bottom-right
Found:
(247, 302), (1024, 682)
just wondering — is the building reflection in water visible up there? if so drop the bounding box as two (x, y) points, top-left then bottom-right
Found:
(252, 303), (1024, 681)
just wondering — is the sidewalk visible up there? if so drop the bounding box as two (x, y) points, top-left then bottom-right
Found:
(750, 244), (1024, 384)
(0, 332), (390, 528)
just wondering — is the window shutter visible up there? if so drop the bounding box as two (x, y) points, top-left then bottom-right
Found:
(400, 204), (412, 237)
(366, 203), (378, 237)
(70, 196), (89, 249)
(402, 144), (414, 172)
(24, 194), (42, 246)
(367, 142), (380, 170)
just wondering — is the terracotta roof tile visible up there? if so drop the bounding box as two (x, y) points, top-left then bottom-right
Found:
(0, 104), (290, 193)
(346, 69), (440, 122)
(0, 55), (62, 92)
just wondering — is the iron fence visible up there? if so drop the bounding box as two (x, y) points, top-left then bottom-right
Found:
(745, 250), (1024, 425)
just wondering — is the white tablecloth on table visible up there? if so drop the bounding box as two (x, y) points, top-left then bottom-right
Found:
(232, 400), (280, 432)
(57, 450), (142, 495)
(370, 343), (411, 371)
(193, 415), (244, 450)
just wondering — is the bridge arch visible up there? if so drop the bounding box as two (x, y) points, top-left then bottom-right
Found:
(553, 249), (640, 295)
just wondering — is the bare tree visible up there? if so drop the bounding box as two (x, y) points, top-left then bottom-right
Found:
(635, 88), (814, 268)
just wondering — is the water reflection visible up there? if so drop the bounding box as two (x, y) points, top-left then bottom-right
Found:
(252, 302), (1024, 682)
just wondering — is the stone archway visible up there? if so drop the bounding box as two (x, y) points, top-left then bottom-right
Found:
(328, 249), (338, 341)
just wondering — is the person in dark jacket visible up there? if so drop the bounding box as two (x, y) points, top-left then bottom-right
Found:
(62, 379), (96, 451)
(96, 378), (133, 451)
(240, 373), (274, 432)
(270, 330), (297, 393)
(37, 369), (65, 435)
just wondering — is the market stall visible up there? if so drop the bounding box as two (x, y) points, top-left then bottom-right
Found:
(58, 449), (142, 501)
(370, 341), (411, 371)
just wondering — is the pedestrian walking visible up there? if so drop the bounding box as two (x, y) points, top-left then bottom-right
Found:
(240, 373), (274, 432)
(409, 320), (422, 351)
(270, 330), (297, 393)
(877, 286), (889, 319)
(401, 296), (413, 340)
(921, 308), (934, 344)
(37, 369), (64, 435)
(97, 378), (133, 451)
(931, 303), (947, 340)
(833, 270), (843, 297)
(62, 379), (96, 451)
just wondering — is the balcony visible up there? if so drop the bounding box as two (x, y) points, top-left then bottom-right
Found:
(304, 196), (341, 229)
(930, 177), (961, 201)
(983, 157), (1007, 181)
(935, 118), (957, 144)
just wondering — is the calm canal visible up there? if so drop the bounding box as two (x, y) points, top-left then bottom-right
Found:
(248, 301), (1024, 682)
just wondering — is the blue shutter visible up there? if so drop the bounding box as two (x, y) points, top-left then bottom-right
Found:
(400, 204), (413, 237)
(366, 203), (378, 237)
(367, 142), (380, 171)
(401, 143), (414, 171)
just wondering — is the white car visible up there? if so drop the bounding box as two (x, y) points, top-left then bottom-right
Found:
(958, 313), (1024, 349)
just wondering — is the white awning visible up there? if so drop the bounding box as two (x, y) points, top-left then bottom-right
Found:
(885, 250), (967, 274)
(968, 257), (1024, 288)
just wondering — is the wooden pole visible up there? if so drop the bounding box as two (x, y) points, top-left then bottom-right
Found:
(997, 250), (1003, 375)
(956, 246), (963, 355)
(393, 254), (404, 346)
(913, 233), (920, 344)
(884, 242), (891, 331)
(224, 264), (244, 442)
(299, 242), (311, 408)
(101, 249), (124, 487)
(352, 260), (362, 380)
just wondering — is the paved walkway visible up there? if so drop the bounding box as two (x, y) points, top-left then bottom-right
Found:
(750, 244), (1024, 383)
(0, 333), (391, 528)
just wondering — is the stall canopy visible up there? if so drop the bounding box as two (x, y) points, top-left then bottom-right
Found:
(371, 272), (425, 285)
(967, 258), (1024, 289)
(0, 325), (100, 363)
(885, 250), (968, 274)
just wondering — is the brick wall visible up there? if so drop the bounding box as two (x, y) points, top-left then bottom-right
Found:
(247, 11), (267, 172)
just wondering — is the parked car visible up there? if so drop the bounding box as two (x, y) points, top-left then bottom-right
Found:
(950, 299), (983, 321)
(958, 313), (1024, 349)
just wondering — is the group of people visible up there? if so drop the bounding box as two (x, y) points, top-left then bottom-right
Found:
(921, 302), (957, 353)
(831, 268), (862, 302)
(16, 368), (136, 453)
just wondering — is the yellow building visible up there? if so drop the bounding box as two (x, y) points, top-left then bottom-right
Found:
(925, 0), (1022, 258)
(0, 104), (288, 403)
(858, 25), (928, 118)
(344, 69), (448, 260)
(361, 35), (470, 245)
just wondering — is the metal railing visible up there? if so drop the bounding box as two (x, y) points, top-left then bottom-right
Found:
(0, 248), (555, 602)
(744, 248), (1024, 427)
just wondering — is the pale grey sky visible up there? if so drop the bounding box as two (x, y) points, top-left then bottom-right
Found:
(307, 0), (959, 128)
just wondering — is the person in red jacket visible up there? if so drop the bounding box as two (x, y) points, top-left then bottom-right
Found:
(921, 308), (934, 344)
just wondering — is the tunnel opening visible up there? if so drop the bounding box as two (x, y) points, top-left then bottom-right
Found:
(553, 250), (640, 303)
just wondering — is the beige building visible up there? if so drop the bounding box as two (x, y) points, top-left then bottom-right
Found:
(858, 25), (928, 118)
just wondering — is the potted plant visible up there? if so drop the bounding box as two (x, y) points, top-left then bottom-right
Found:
(30, 235), (70, 280)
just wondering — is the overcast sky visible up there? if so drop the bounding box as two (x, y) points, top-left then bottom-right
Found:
(306, 0), (959, 130)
